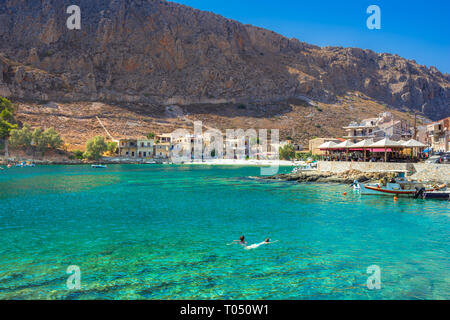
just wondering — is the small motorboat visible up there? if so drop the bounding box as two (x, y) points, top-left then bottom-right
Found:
(353, 170), (446, 197)
(291, 161), (317, 173)
(91, 164), (107, 168)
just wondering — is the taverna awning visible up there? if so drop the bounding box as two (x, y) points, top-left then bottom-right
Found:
(402, 139), (427, 148)
(318, 141), (338, 149)
(368, 138), (402, 148)
(350, 139), (374, 148)
(331, 140), (355, 149)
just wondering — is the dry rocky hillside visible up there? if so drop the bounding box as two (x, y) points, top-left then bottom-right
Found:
(0, 0), (448, 148)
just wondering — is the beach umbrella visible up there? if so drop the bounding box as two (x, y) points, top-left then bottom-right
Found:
(369, 138), (401, 162)
(351, 139), (374, 162)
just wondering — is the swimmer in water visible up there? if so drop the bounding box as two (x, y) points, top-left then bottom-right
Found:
(244, 238), (279, 250)
(228, 235), (247, 246)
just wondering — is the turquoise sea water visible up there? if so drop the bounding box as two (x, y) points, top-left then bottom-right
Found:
(0, 164), (448, 300)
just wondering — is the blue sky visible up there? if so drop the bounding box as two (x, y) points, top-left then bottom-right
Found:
(172, 0), (450, 73)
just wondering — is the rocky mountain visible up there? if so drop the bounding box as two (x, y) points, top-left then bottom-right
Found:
(0, 0), (448, 121)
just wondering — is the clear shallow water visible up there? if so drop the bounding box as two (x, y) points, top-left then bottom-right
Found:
(0, 164), (448, 300)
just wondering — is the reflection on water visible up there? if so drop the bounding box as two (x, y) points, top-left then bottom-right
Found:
(0, 165), (448, 299)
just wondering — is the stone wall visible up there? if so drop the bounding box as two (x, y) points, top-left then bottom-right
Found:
(317, 161), (449, 183)
(410, 163), (450, 183)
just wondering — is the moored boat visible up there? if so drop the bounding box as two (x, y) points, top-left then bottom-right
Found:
(353, 170), (446, 197)
(92, 164), (107, 168)
(15, 161), (35, 167)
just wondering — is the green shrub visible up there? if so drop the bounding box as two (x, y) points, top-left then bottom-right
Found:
(84, 136), (108, 160)
(72, 150), (84, 160)
(107, 141), (118, 154)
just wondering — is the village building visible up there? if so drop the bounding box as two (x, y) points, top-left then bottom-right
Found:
(426, 117), (450, 152)
(155, 143), (171, 159)
(118, 139), (137, 158)
(137, 139), (155, 158)
(415, 125), (428, 145)
(343, 112), (412, 143)
(224, 137), (251, 159)
(156, 133), (173, 144)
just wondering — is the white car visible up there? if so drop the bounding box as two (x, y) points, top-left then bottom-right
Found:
(425, 156), (441, 164)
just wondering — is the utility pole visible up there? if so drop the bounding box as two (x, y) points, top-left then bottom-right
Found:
(413, 112), (417, 140)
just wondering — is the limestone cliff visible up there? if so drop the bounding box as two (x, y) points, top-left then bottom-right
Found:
(0, 0), (448, 120)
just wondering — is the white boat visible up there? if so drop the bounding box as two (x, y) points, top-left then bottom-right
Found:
(353, 170), (446, 197)
(291, 161), (317, 173)
(91, 164), (107, 168)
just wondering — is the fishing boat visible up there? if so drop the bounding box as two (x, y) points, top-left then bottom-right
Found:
(91, 164), (107, 168)
(353, 170), (446, 197)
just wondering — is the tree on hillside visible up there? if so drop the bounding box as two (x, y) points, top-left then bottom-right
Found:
(0, 98), (18, 157)
(31, 127), (47, 152)
(9, 124), (33, 149)
(10, 124), (63, 155)
(106, 141), (118, 156)
(84, 136), (108, 160)
(0, 97), (14, 113)
(146, 132), (155, 139)
(279, 144), (296, 160)
(43, 128), (63, 149)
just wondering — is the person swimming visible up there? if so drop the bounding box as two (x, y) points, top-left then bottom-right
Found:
(228, 235), (248, 246)
(229, 236), (278, 249)
(244, 238), (278, 250)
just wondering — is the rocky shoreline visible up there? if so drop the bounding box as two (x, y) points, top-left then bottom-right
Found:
(262, 169), (396, 184)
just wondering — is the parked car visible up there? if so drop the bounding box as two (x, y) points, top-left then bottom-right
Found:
(425, 156), (442, 164)
(440, 153), (450, 163)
